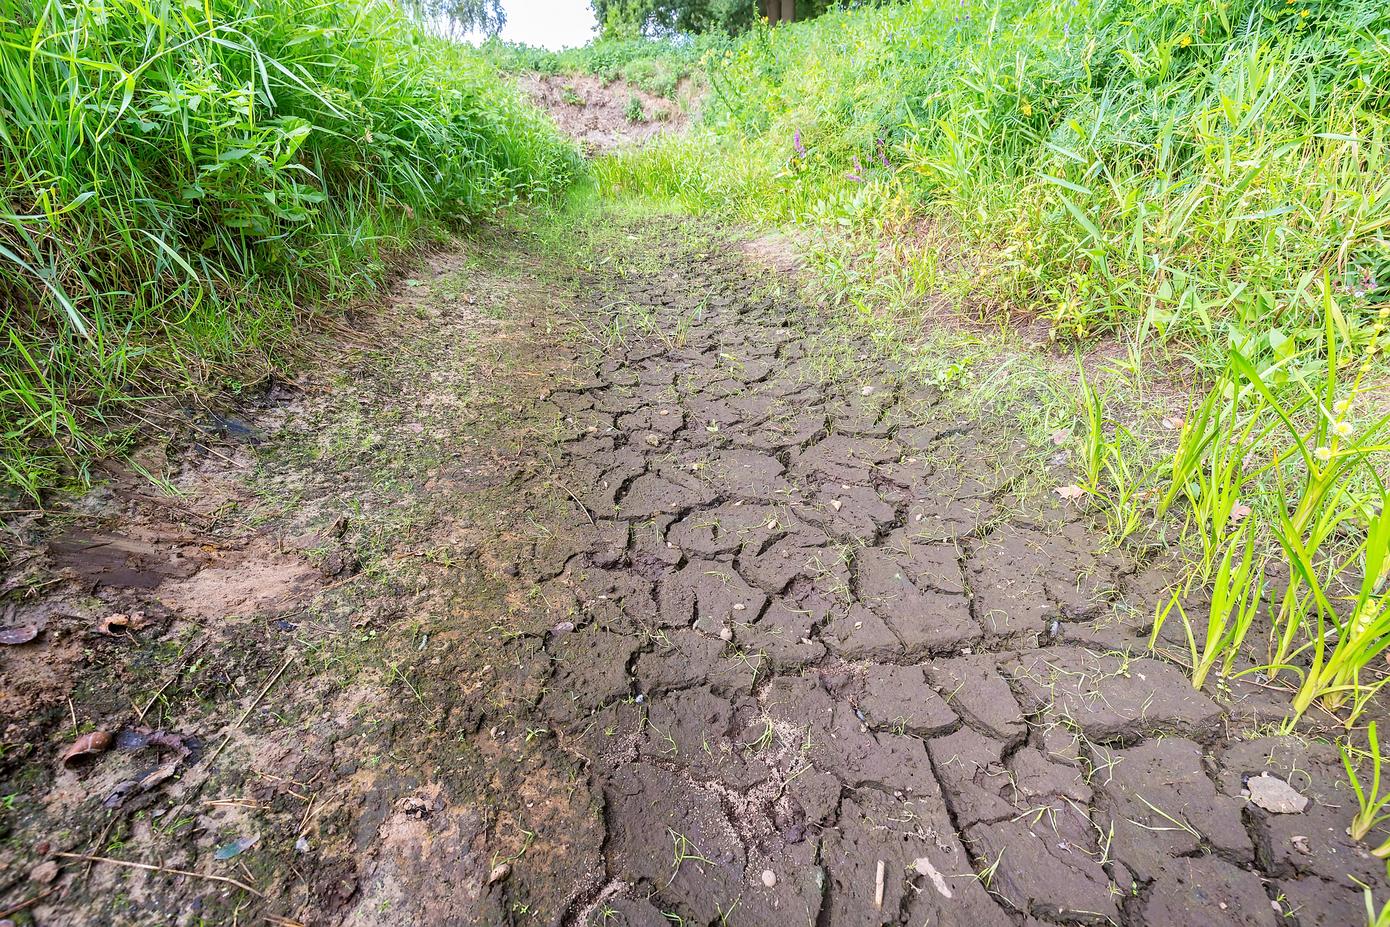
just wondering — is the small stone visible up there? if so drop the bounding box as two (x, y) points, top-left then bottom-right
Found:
(1246, 773), (1308, 813)
(29, 861), (58, 884)
(645, 434), (662, 447)
(761, 869), (776, 888)
(860, 385), (874, 396)
(719, 627), (733, 642)
(658, 409), (670, 416)
(488, 863), (511, 885)
(732, 603), (746, 611)
(829, 499), (842, 511)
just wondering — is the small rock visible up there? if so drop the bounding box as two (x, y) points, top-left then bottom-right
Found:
(29, 860), (59, 884)
(295, 836), (311, 853)
(488, 862), (511, 885)
(1246, 773), (1308, 813)
(719, 627), (733, 642)
(761, 869), (776, 888)
(829, 499), (843, 512)
(645, 434), (662, 447)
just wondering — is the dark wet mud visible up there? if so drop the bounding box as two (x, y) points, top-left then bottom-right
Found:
(0, 220), (1383, 927)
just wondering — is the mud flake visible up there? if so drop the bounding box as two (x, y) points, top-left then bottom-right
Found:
(821, 792), (1011, 927)
(1004, 648), (1223, 741)
(659, 559), (768, 631)
(924, 655), (1026, 742)
(1091, 737), (1251, 880)
(539, 627), (639, 721)
(1138, 856), (1278, 927)
(855, 664), (958, 737)
(965, 813), (1119, 924)
(633, 630), (757, 696)
(616, 471), (718, 520)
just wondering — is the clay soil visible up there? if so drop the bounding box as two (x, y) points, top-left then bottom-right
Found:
(0, 218), (1385, 927)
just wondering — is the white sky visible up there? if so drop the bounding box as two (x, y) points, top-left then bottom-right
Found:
(488, 0), (598, 49)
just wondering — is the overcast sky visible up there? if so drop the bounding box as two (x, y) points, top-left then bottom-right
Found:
(484, 0), (598, 49)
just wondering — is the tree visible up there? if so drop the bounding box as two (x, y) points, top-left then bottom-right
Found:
(406, 0), (507, 36)
(591, 0), (833, 36)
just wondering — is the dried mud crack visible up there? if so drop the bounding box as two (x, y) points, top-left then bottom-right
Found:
(0, 219), (1382, 927)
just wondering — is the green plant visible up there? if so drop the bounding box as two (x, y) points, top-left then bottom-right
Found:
(625, 94), (646, 123)
(1340, 722), (1390, 858)
(1, 0), (580, 495)
(1151, 522), (1266, 691)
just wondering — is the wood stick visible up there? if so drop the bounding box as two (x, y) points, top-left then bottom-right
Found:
(874, 858), (885, 909)
(53, 852), (263, 897)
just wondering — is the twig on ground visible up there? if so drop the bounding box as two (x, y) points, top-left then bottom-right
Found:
(53, 852), (263, 897)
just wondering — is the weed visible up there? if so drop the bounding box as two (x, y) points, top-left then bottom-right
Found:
(1340, 722), (1390, 858)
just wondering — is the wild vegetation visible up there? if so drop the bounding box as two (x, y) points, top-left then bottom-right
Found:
(0, 0), (579, 496)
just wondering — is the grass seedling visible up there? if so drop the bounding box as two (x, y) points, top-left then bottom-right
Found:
(1340, 722), (1390, 858)
(1152, 522), (1265, 691)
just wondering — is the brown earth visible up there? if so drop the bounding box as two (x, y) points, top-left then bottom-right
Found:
(0, 217), (1385, 927)
(517, 74), (694, 153)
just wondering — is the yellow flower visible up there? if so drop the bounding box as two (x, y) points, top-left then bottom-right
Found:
(1020, 102), (1033, 116)
(1314, 446), (1333, 463)
(1333, 421), (1354, 438)
(1334, 399), (1351, 415)
(1300, 8), (1309, 16)
(1178, 34), (1192, 47)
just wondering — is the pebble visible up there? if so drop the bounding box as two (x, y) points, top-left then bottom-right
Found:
(719, 627), (734, 641)
(761, 869), (776, 888)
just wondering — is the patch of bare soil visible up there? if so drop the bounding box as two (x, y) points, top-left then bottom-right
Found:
(517, 73), (694, 153)
(0, 218), (1384, 927)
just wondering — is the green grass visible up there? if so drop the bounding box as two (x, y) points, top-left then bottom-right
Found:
(597, 0), (1388, 363)
(0, 0), (581, 496)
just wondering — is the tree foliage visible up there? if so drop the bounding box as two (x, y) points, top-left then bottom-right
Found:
(407, 0), (507, 35)
(591, 0), (837, 36)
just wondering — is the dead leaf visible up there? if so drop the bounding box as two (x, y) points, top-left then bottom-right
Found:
(1161, 416), (1184, 431)
(97, 611), (147, 635)
(1050, 429), (1069, 446)
(0, 625), (39, 645)
(61, 731), (113, 767)
(1053, 484), (1086, 501)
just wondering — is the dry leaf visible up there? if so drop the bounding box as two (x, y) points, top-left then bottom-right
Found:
(1050, 430), (1069, 446)
(0, 625), (39, 646)
(1053, 484), (1086, 500)
(61, 731), (113, 767)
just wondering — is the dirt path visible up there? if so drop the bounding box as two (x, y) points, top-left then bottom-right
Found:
(0, 217), (1381, 926)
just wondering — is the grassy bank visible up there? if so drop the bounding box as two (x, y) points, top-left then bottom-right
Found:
(601, 0), (1387, 360)
(593, 1), (1390, 733)
(0, 0), (580, 496)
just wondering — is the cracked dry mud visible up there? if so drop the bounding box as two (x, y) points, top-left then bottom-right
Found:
(1, 221), (1384, 927)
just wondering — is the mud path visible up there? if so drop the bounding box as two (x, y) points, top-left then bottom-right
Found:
(0, 218), (1380, 927)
